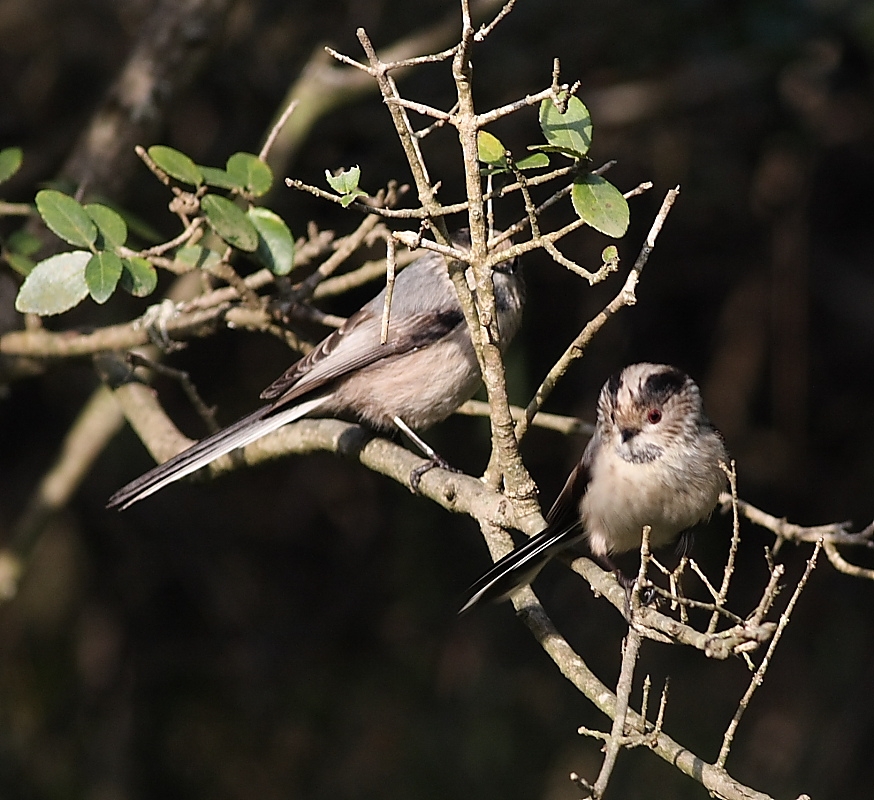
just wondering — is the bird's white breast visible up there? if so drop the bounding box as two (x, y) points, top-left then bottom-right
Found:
(580, 442), (720, 556)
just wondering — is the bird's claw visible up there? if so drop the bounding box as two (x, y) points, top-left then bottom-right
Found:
(408, 454), (460, 494)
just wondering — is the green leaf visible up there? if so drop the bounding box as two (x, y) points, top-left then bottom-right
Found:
(602, 244), (620, 265)
(0, 147), (23, 184)
(201, 194), (259, 251)
(571, 174), (630, 238)
(4, 252), (35, 277)
(248, 207), (295, 275)
(85, 203), (128, 249)
(35, 189), (97, 248)
(199, 165), (238, 190)
(527, 144), (590, 158)
(147, 145), (203, 186)
(339, 189), (367, 207)
(120, 256), (158, 297)
(15, 250), (91, 315)
(85, 251), (124, 303)
(325, 165), (363, 195)
(226, 152), (273, 197)
(7, 229), (42, 257)
(516, 152), (550, 170)
(477, 131), (507, 166)
(539, 95), (593, 159)
(174, 244), (223, 271)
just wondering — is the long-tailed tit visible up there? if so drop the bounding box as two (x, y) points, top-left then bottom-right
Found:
(460, 363), (727, 613)
(108, 230), (525, 510)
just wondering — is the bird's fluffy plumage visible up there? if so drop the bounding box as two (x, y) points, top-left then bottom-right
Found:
(460, 363), (726, 613)
(108, 231), (524, 510)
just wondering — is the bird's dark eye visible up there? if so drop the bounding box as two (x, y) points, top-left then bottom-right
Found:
(647, 408), (662, 424)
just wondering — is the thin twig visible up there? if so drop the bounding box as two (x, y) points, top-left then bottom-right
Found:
(259, 99), (299, 161)
(0, 201), (34, 216)
(314, 248), (421, 298)
(206, 250), (262, 309)
(709, 460), (740, 633)
(387, 96), (453, 121)
(474, 0), (516, 41)
(593, 628), (643, 798)
(293, 213), (384, 301)
(126, 353), (221, 434)
(454, 399), (594, 435)
(519, 601), (774, 799)
(380, 236), (397, 344)
(719, 492), (874, 549)
(747, 556), (784, 628)
(514, 186), (680, 442)
(137, 217), (205, 257)
(716, 542), (821, 768)
(822, 540), (874, 579)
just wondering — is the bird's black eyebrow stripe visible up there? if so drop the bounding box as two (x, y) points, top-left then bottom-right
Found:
(642, 367), (688, 404)
(605, 370), (622, 406)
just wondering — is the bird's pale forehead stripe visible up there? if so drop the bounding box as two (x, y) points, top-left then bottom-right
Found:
(604, 365), (689, 409)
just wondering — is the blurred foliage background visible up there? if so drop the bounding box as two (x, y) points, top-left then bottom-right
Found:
(2, 0), (874, 798)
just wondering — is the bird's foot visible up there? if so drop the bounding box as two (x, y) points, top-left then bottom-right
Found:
(409, 453), (461, 494)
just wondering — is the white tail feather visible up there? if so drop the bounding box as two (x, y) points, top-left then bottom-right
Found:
(111, 395), (330, 509)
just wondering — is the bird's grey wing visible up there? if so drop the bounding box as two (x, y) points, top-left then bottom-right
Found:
(544, 453), (592, 529)
(260, 306), (464, 405)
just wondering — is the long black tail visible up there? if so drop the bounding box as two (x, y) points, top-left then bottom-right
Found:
(459, 523), (583, 614)
(107, 396), (328, 509)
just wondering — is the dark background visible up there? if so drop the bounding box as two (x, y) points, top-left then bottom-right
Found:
(2, 0), (874, 798)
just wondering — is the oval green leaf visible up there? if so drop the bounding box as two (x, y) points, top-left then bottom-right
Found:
(85, 203), (128, 249)
(477, 131), (507, 165)
(15, 250), (91, 315)
(7, 229), (42, 257)
(0, 147), (23, 184)
(35, 189), (97, 248)
(201, 194), (259, 252)
(120, 256), (158, 297)
(199, 165), (238, 190)
(85, 251), (124, 303)
(248, 207), (295, 276)
(516, 152), (550, 170)
(539, 95), (593, 159)
(226, 152), (273, 197)
(571, 175), (630, 238)
(174, 244), (223, 271)
(148, 145), (203, 186)
(5, 252), (35, 277)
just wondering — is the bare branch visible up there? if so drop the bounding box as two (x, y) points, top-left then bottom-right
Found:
(259, 99), (299, 161)
(380, 236), (398, 344)
(709, 460), (741, 633)
(514, 186), (680, 442)
(716, 542), (821, 768)
(718, 492), (873, 548)
(0, 386), (126, 602)
(454, 400), (594, 436)
(593, 628), (643, 797)
(474, 0), (516, 41)
(516, 602), (776, 800)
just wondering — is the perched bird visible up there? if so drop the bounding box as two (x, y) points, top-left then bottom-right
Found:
(460, 363), (727, 613)
(108, 231), (525, 510)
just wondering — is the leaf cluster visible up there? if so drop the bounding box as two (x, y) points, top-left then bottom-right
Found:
(6, 147), (295, 316)
(477, 95), (629, 238)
